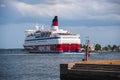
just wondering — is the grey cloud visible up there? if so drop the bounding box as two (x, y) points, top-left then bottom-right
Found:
(106, 0), (120, 4)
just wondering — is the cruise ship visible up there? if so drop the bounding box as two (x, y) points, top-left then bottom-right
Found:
(23, 16), (81, 53)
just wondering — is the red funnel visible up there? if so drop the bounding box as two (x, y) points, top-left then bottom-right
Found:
(52, 16), (58, 26)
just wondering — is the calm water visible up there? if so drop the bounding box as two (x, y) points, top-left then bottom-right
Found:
(0, 50), (120, 80)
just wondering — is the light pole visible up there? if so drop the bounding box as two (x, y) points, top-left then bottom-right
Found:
(83, 37), (91, 61)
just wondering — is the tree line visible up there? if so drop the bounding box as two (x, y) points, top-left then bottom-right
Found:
(81, 44), (120, 52)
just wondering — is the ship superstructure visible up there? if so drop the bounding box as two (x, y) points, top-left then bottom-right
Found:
(23, 16), (81, 53)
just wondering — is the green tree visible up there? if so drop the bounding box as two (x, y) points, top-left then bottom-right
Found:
(102, 46), (108, 51)
(81, 44), (86, 48)
(108, 45), (112, 50)
(112, 45), (118, 51)
(95, 44), (101, 51)
(82, 44), (86, 49)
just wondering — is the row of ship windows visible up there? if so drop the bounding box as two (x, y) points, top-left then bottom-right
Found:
(27, 33), (51, 38)
(62, 37), (80, 38)
(35, 36), (80, 38)
(26, 37), (80, 42)
(35, 34), (51, 38)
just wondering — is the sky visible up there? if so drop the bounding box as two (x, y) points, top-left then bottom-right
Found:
(0, 0), (120, 49)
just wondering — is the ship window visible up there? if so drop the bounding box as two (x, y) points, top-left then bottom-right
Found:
(58, 33), (73, 35)
(41, 32), (51, 37)
(62, 37), (78, 38)
(36, 31), (41, 33)
(27, 34), (34, 37)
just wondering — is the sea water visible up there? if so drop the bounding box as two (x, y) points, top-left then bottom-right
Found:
(0, 50), (120, 80)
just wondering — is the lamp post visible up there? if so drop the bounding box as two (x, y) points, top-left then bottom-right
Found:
(83, 37), (91, 61)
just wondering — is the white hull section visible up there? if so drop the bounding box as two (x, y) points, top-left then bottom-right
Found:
(24, 35), (80, 46)
(24, 35), (81, 52)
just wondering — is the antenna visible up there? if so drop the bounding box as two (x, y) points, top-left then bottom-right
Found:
(35, 23), (39, 30)
(41, 24), (44, 30)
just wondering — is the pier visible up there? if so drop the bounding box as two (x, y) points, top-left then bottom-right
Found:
(60, 60), (120, 80)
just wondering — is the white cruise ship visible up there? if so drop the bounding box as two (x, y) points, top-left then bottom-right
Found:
(23, 16), (81, 53)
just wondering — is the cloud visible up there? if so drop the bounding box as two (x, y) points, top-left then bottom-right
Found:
(8, 0), (55, 17)
(6, 0), (120, 21)
(0, 4), (6, 8)
(0, 0), (6, 8)
(106, 0), (120, 4)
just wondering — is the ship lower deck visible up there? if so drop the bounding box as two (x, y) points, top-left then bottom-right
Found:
(24, 44), (81, 53)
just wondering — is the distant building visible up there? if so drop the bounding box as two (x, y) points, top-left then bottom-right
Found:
(118, 45), (120, 50)
(91, 44), (96, 51)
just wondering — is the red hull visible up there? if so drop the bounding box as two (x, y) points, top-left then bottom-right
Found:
(24, 44), (81, 53)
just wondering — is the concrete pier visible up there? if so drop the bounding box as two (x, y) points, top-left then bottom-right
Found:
(60, 60), (120, 80)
